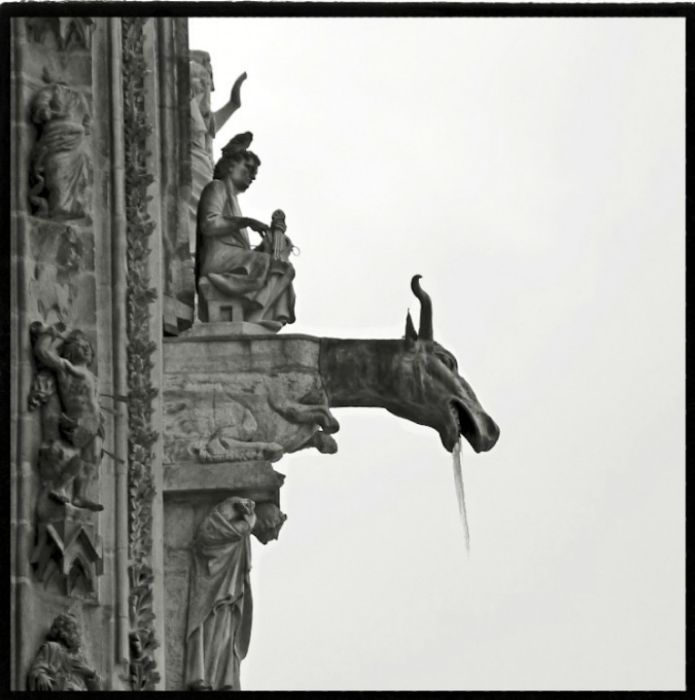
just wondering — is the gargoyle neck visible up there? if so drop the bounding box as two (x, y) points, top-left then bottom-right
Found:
(318, 338), (406, 408)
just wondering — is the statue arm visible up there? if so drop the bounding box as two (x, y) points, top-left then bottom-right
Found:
(198, 182), (268, 238)
(212, 72), (247, 133)
(32, 325), (71, 375)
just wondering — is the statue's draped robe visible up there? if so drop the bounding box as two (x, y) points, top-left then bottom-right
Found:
(196, 178), (296, 324)
(184, 509), (253, 690)
(27, 642), (97, 690)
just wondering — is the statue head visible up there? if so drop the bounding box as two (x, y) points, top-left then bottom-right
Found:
(46, 612), (81, 653)
(190, 50), (214, 95)
(60, 330), (94, 366)
(387, 276), (500, 453)
(252, 502), (287, 544)
(214, 133), (261, 192)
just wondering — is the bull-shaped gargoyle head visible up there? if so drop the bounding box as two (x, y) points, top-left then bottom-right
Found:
(385, 275), (500, 453)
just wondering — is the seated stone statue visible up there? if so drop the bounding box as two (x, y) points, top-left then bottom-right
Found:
(195, 132), (296, 330)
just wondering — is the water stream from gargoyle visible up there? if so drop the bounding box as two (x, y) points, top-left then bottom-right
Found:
(452, 437), (470, 554)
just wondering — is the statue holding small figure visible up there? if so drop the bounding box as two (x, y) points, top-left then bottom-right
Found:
(195, 132), (297, 329)
(28, 322), (104, 512)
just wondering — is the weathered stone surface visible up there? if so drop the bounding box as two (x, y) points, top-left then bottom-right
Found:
(164, 334), (338, 461)
(164, 461), (285, 496)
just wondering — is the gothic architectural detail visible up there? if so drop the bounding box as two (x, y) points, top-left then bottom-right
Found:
(27, 612), (103, 690)
(183, 498), (286, 690)
(30, 504), (103, 597)
(122, 16), (161, 691)
(29, 71), (92, 219)
(25, 17), (95, 51)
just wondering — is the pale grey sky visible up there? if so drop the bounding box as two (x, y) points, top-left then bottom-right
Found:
(189, 17), (684, 691)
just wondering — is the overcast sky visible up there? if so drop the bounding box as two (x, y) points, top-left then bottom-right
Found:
(189, 17), (684, 691)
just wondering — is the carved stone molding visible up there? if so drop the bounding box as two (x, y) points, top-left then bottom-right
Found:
(122, 16), (160, 691)
(25, 17), (95, 51)
(29, 72), (92, 220)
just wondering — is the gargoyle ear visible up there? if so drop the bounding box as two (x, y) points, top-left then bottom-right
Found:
(405, 310), (417, 342)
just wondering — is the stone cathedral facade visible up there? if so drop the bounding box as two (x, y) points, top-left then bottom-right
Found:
(9, 15), (499, 691)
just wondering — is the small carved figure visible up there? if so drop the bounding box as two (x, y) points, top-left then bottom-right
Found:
(196, 132), (296, 327)
(28, 322), (104, 511)
(29, 71), (92, 219)
(27, 612), (103, 691)
(184, 497), (287, 690)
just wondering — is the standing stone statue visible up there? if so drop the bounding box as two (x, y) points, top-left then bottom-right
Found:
(27, 612), (103, 690)
(29, 70), (92, 219)
(189, 51), (247, 256)
(195, 133), (296, 328)
(184, 497), (287, 690)
(28, 322), (104, 512)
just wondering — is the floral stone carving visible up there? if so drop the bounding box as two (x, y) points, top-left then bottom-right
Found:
(29, 70), (92, 219)
(27, 612), (103, 690)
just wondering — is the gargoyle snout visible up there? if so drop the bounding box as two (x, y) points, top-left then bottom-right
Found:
(473, 412), (500, 453)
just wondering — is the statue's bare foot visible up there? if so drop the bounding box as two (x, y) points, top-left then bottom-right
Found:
(189, 679), (213, 691)
(72, 497), (104, 512)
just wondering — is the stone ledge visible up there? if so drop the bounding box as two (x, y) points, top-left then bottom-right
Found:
(163, 460), (285, 495)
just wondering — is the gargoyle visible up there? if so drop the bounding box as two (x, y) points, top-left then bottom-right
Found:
(319, 275), (499, 453)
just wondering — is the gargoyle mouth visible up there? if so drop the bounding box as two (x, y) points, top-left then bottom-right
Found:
(448, 399), (499, 454)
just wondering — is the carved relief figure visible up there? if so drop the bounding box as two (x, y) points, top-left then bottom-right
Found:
(196, 132), (296, 328)
(185, 497), (287, 690)
(28, 322), (104, 512)
(27, 612), (103, 690)
(29, 72), (92, 219)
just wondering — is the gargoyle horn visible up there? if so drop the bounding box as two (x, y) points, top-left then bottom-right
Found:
(410, 274), (433, 341)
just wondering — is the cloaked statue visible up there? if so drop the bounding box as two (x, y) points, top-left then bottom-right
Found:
(195, 132), (296, 330)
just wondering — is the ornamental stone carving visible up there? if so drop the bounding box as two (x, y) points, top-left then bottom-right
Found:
(184, 497), (286, 690)
(29, 71), (92, 219)
(27, 612), (103, 690)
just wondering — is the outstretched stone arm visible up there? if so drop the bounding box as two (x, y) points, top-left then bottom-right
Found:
(213, 72), (247, 133)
